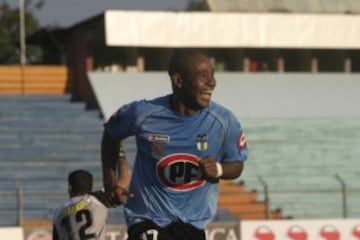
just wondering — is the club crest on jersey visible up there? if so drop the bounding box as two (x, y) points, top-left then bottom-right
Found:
(157, 153), (205, 191)
(152, 142), (164, 156)
(196, 133), (208, 152)
(148, 134), (170, 143)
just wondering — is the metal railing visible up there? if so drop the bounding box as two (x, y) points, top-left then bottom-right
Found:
(256, 174), (355, 220)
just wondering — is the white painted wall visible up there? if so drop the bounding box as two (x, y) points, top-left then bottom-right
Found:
(105, 10), (360, 49)
(88, 72), (360, 120)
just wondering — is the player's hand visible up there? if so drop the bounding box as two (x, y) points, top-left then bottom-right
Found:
(100, 183), (133, 208)
(199, 156), (219, 179)
(89, 190), (117, 208)
(111, 182), (134, 206)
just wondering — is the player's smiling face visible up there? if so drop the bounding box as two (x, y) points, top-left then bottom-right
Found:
(181, 54), (216, 111)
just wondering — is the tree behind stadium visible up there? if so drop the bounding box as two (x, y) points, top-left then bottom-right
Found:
(0, 0), (43, 64)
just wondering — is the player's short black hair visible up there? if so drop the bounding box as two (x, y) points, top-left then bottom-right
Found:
(68, 169), (93, 195)
(168, 48), (208, 77)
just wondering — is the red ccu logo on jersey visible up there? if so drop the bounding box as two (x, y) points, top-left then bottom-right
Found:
(157, 153), (205, 191)
(238, 131), (247, 151)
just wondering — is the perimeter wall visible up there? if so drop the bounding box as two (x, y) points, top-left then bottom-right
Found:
(3, 219), (360, 240)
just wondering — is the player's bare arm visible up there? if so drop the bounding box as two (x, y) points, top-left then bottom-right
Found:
(101, 131), (132, 205)
(101, 130), (118, 189)
(114, 154), (133, 201)
(116, 141), (131, 186)
(219, 161), (243, 179)
(200, 156), (244, 180)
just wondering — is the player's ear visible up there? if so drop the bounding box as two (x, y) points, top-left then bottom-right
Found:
(171, 73), (182, 89)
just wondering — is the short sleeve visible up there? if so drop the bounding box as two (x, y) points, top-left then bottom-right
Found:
(222, 113), (248, 162)
(103, 101), (137, 141)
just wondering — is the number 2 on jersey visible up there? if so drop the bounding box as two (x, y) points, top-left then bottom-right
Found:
(61, 209), (95, 239)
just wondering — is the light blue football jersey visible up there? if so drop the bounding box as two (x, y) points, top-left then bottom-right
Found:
(104, 94), (248, 229)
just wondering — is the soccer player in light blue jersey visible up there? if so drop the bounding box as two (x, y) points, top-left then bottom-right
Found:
(101, 49), (248, 240)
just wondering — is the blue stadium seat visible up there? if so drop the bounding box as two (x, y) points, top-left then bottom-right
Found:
(0, 95), (109, 225)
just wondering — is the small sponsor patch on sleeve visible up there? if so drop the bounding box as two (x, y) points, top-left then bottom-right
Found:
(238, 131), (247, 151)
(148, 134), (170, 143)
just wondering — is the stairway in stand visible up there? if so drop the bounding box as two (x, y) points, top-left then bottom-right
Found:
(218, 180), (283, 220)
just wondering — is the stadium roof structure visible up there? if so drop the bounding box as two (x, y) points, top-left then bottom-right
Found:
(206, 0), (360, 14)
(105, 10), (360, 49)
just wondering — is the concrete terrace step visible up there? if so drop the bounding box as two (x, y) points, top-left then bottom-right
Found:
(0, 113), (103, 123)
(0, 95), (73, 102)
(0, 137), (101, 146)
(0, 144), (100, 154)
(0, 127), (102, 135)
(239, 117), (360, 219)
(0, 152), (102, 162)
(0, 167), (103, 182)
(0, 178), (104, 191)
(0, 211), (18, 226)
(0, 95), (112, 224)
(0, 103), (88, 112)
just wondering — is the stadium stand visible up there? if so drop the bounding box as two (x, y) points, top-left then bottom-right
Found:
(0, 95), (108, 225)
(0, 66), (70, 95)
(219, 180), (283, 220)
(1, 72), (359, 226)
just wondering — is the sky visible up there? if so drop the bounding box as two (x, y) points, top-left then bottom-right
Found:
(8, 0), (191, 27)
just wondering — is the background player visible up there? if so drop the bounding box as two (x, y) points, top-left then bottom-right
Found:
(52, 169), (109, 240)
(101, 48), (248, 240)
